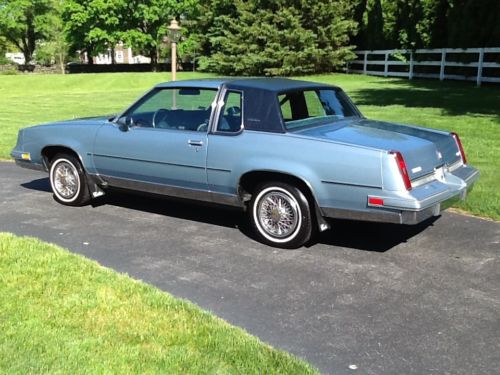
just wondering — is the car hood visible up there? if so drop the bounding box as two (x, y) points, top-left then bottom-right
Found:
(33, 115), (114, 128)
(292, 119), (442, 179)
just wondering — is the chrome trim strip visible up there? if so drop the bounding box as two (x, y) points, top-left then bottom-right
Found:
(101, 175), (243, 208)
(92, 153), (205, 170)
(322, 206), (403, 224)
(447, 159), (463, 172)
(411, 171), (436, 188)
(321, 188), (463, 225)
(464, 169), (480, 185)
(321, 179), (381, 189)
(207, 167), (232, 173)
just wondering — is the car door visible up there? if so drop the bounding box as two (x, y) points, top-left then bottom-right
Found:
(206, 89), (244, 196)
(93, 87), (217, 193)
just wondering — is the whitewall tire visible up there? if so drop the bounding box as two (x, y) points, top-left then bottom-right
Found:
(49, 153), (91, 206)
(249, 182), (313, 248)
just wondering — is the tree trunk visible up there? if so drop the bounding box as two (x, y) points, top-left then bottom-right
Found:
(149, 49), (158, 71)
(21, 48), (32, 66)
(87, 45), (94, 65)
(20, 38), (32, 65)
(25, 12), (36, 64)
(111, 47), (116, 64)
(59, 52), (65, 74)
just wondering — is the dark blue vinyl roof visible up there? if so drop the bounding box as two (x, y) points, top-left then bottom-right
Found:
(226, 78), (336, 92)
(156, 77), (338, 92)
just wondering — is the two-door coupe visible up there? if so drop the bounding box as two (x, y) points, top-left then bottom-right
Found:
(12, 78), (479, 248)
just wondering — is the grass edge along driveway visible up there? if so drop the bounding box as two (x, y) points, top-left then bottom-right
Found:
(0, 232), (319, 374)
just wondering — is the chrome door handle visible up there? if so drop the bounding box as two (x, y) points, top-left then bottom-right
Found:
(188, 140), (203, 147)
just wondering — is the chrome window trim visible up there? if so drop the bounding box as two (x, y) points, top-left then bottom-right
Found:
(211, 88), (245, 136)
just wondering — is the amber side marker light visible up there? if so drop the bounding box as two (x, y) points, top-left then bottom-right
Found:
(451, 132), (467, 164)
(389, 150), (412, 191)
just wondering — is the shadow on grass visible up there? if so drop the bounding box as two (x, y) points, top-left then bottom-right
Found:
(350, 78), (500, 117)
(20, 177), (436, 253)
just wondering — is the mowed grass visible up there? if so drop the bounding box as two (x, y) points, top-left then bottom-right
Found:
(0, 232), (318, 374)
(0, 72), (498, 219)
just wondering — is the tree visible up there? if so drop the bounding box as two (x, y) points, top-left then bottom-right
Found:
(35, 0), (68, 72)
(352, 0), (499, 50)
(0, 0), (54, 64)
(196, 0), (357, 76)
(365, 0), (385, 50)
(63, 0), (126, 64)
(63, 0), (198, 68)
(447, 0), (500, 47)
(118, 0), (198, 68)
(0, 36), (12, 64)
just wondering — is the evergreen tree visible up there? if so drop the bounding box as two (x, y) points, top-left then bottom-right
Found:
(447, 0), (500, 47)
(197, 0), (357, 75)
(365, 0), (385, 50)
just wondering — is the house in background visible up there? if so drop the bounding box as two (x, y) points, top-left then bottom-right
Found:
(79, 42), (151, 64)
(5, 52), (25, 64)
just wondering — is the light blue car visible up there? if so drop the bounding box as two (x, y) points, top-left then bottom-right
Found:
(11, 78), (479, 248)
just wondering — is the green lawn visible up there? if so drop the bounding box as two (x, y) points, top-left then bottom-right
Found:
(0, 232), (318, 374)
(0, 72), (498, 219)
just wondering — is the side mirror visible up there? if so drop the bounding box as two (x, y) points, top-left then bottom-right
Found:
(115, 116), (130, 131)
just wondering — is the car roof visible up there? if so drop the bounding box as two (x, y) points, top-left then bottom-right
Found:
(155, 77), (338, 92)
(155, 78), (228, 89)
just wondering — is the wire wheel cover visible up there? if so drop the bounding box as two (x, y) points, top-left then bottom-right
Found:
(257, 191), (299, 238)
(53, 161), (79, 199)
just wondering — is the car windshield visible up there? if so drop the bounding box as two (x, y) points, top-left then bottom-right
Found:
(278, 89), (359, 130)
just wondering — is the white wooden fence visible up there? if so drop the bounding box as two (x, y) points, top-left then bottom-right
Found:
(347, 48), (500, 86)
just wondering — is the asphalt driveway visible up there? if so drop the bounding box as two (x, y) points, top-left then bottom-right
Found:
(1, 161), (499, 375)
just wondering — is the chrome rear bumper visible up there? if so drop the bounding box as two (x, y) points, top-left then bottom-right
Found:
(321, 164), (479, 225)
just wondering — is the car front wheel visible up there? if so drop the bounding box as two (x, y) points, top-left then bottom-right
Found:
(49, 153), (91, 206)
(249, 182), (313, 248)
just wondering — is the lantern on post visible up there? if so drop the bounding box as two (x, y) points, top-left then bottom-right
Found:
(167, 19), (181, 81)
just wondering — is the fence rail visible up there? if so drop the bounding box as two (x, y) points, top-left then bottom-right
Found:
(347, 47), (500, 86)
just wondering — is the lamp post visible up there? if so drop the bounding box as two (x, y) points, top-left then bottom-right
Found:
(167, 19), (181, 81)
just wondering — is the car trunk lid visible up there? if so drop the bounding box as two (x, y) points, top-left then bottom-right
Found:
(292, 119), (444, 180)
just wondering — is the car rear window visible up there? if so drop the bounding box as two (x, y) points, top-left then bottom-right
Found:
(278, 89), (358, 130)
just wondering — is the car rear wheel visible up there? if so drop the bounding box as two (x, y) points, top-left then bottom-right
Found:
(49, 153), (91, 206)
(249, 182), (313, 248)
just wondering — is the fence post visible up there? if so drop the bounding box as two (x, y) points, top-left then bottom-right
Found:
(476, 48), (484, 87)
(439, 50), (446, 81)
(363, 51), (368, 74)
(384, 52), (389, 77)
(409, 51), (414, 80)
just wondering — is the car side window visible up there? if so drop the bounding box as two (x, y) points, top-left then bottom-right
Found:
(122, 88), (217, 131)
(304, 91), (326, 118)
(216, 91), (242, 133)
(278, 89), (357, 130)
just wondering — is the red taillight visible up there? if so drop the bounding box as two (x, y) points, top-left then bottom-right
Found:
(451, 132), (467, 164)
(368, 197), (384, 206)
(389, 150), (412, 191)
